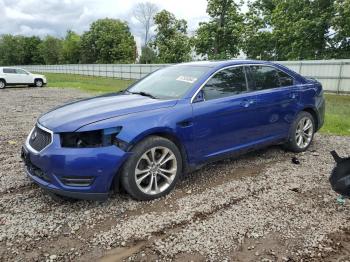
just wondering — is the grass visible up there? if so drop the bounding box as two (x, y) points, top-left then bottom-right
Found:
(43, 73), (350, 136)
(321, 94), (350, 136)
(44, 73), (135, 93)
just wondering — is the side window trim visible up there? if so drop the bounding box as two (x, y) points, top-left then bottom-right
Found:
(245, 66), (254, 91)
(191, 64), (296, 103)
(243, 66), (250, 93)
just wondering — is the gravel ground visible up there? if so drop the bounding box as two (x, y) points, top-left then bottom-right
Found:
(1, 87), (350, 262)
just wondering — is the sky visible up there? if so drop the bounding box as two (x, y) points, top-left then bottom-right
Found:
(0, 0), (210, 49)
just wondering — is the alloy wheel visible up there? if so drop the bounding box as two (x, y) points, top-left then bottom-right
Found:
(36, 80), (43, 87)
(0, 81), (4, 89)
(134, 146), (177, 195)
(295, 117), (313, 149)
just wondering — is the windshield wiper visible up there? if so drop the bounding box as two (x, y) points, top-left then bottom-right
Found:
(128, 91), (157, 99)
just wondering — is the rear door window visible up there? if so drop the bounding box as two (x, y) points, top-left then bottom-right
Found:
(203, 66), (248, 100)
(248, 65), (294, 91)
(3, 68), (16, 74)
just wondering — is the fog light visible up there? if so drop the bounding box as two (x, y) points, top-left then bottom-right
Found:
(60, 176), (94, 187)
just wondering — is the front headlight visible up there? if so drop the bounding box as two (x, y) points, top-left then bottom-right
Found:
(60, 127), (127, 149)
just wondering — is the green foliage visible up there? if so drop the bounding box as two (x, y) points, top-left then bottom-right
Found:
(80, 18), (137, 64)
(38, 36), (62, 64)
(194, 0), (243, 60)
(0, 35), (24, 65)
(242, 0), (335, 60)
(139, 46), (158, 64)
(151, 10), (191, 63)
(0, 19), (137, 66)
(240, 2), (275, 60)
(331, 0), (350, 58)
(22, 36), (44, 65)
(0, 35), (44, 65)
(60, 31), (81, 64)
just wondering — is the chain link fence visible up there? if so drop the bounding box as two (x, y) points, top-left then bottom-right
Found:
(280, 60), (350, 93)
(19, 64), (169, 80)
(18, 60), (350, 93)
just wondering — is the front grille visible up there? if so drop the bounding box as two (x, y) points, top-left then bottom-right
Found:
(29, 125), (52, 152)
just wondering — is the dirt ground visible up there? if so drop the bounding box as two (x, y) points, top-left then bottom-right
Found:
(1, 87), (350, 262)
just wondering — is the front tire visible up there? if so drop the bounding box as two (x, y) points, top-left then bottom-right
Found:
(121, 136), (182, 201)
(0, 80), (6, 89)
(34, 79), (43, 87)
(285, 111), (315, 152)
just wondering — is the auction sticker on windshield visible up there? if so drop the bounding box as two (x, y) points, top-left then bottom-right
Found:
(176, 75), (197, 84)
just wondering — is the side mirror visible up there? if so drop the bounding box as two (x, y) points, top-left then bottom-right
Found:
(192, 90), (205, 103)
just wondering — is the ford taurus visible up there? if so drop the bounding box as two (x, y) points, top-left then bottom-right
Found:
(21, 60), (325, 201)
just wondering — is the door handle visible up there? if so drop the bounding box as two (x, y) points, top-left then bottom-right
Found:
(240, 99), (256, 108)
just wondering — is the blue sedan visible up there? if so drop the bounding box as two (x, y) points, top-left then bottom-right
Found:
(21, 60), (325, 201)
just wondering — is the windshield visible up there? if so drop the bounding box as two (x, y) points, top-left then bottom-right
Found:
(127, 65), (211, 99)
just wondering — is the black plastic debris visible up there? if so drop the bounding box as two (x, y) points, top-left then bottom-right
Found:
(292, 157), (300, 165)
(290, 187), (299, 193)
(329, 151), (350, 197)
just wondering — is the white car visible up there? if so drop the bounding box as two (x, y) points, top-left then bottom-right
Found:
(0, 67), (47, 89)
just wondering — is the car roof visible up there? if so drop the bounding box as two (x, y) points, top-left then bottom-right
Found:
(178, 59), (276, 68)
(176, 59), (306, 85)
(0, 67), (23, 69)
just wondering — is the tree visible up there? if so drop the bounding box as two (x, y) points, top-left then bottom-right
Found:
(242, 0), (334, 60)
(240, 1), (276, 60)
(80, 18), (136, 64)
(194, 0), (243, 60)
(133, 2), (159, 46)
(0, 35), (44, 65)
(152, 10), (191, 63)
(38, 36), (62, 64)
(331, 0), (350, 58)
(0, 35), (25, 65)
(22, 36), (44, 65)
(139, 46), (158, 63)
(60, 30), (81, 64)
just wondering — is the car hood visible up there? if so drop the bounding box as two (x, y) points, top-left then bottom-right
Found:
(38, 93), (178, 132)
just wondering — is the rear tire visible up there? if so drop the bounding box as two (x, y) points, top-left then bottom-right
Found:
(284, 111), (315, 152)
(0, 79), (5, 89)
(121, 136), (182, 201)
(34, 79), (43, 87)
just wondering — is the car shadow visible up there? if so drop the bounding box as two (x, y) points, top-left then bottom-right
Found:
(1, 85), (37, 89)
